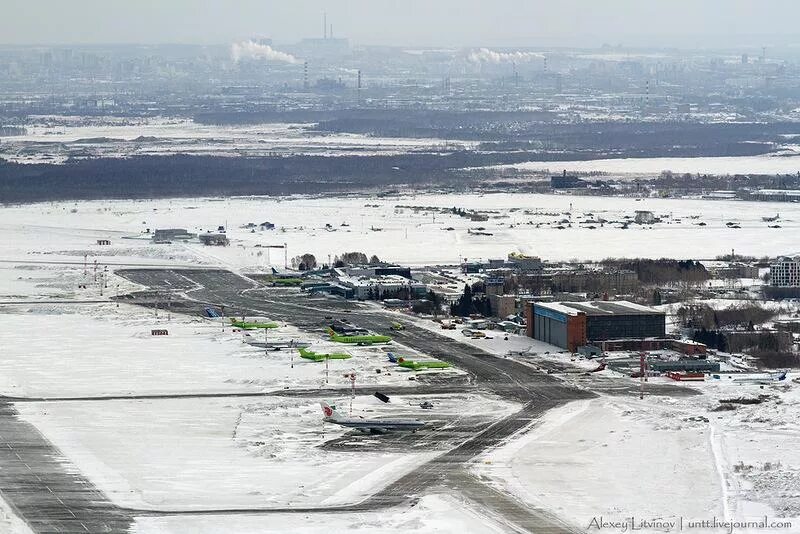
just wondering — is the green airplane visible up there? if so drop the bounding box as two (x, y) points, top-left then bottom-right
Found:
(327, 328), (391, 345)
(230, 318), (280, 330)
(298, 347), (352, 362)
(388, 353), (451, 371)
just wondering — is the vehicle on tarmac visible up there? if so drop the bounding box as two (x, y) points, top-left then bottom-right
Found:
(319, 402), (425, 434)
(389, 322), (405, 331)
(298, 347), (351, 361)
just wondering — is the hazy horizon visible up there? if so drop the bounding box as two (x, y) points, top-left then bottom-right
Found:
(4, 0), (800, 49)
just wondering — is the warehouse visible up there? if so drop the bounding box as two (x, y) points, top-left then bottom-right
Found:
(525, 300), (666, 352)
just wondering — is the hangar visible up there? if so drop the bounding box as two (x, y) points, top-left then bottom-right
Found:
(524, 300), (666, 352)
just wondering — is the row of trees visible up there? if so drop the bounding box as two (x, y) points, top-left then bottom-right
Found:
(693, 328), (794, 365)
(676, 303), (775, 330)
(291, 251), (382, 270)
(602, 258), (710, 284)
(450, 283), (492, 317)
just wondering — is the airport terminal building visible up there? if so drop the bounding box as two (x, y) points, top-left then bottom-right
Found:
(525, 300), (666, 352)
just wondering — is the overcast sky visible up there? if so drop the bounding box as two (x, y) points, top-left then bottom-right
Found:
(2, 0), (798, 49)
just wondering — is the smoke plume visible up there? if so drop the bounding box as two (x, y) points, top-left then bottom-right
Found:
(467, 48), (544, 64)
(231, 40), (300, 64)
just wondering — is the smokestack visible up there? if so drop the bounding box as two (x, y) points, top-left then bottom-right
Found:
(303, 61), (308, 89)
(324, 12), (327, 39)
(357, 69), (362, 106)
(330, 24), (333, 38)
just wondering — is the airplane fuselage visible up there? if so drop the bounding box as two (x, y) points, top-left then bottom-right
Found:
(324, 417), (425, 433)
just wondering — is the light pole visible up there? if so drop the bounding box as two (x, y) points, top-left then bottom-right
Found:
(639, 351), (647, 400)
(348, 372), (356, 415)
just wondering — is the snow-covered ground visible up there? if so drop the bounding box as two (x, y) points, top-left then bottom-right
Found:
(16, 392), (516, 511)
(0, 117), (476, 163)
(132, 493), (508, 534)
(2, 193), (800, 533)
(0, 496), (33, 534)
(499, 152), (800, 177)
(473, 372), (800, 533)
(475, 397), (723, 532)
(2, 193), (798, 271)
(0, 305), (460, 398)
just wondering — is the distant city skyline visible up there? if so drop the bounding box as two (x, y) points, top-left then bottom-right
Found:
(3, 0), (800, 49)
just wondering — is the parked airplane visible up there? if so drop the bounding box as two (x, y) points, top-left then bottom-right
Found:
(243, 334), (311, 350)
(298, 348), (351, 362)
(387, 353), (451, 370)
(319, 402), (425, 434)
(732, 371), (787, 385)
(327, 328), (391, 345)
(231, 318), (279, 330)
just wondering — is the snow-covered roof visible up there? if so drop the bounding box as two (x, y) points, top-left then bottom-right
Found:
(536, 300), (664, 317)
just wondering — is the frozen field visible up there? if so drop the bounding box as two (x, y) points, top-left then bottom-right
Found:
(500, 151), (800, 177)
(0, 118), (474, 163)
(1, 193), (799, 272)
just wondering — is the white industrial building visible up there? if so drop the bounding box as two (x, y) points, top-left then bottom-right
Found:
(770, 257), (800, 287)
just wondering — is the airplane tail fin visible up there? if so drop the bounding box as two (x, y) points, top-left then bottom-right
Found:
(320, 401), (341, 421)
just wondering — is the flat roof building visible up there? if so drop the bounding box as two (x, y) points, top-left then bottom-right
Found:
(525, 300), (666, 352)
(770, 257), (800, 288)
(551, 170), (587, 189)
(153, 228), (196, 242)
